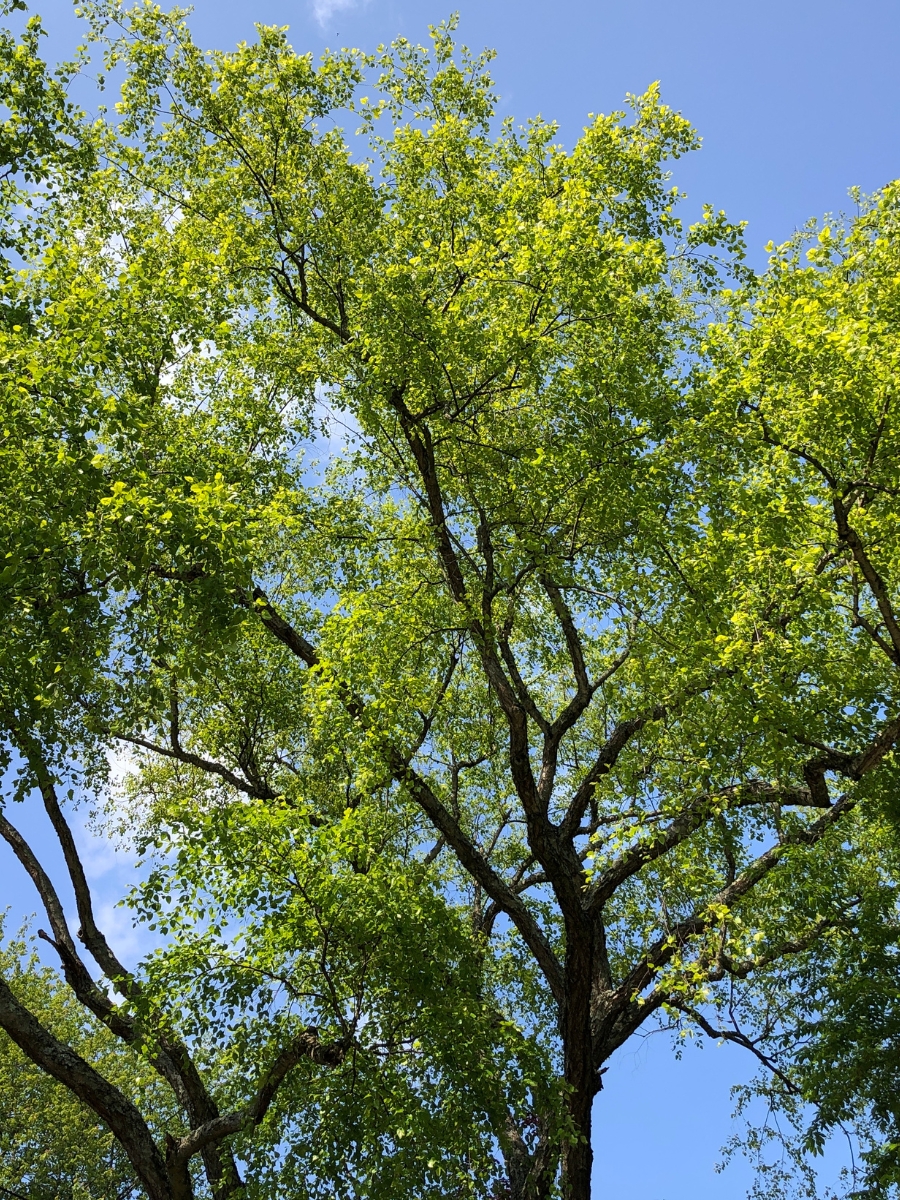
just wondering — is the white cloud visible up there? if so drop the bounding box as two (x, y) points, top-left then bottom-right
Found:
(90, 899), (157, 968)
(310, 0), (361, 30)
(74, 828), (126, 880)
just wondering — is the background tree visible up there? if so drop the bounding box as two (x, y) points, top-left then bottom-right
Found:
(2, 4), (900, 1200)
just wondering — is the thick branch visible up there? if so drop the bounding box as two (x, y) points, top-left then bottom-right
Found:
(850, 712), (900, 777)
(0, 975), (172, 1200)
(13, 751), (243, 1198)
(499, 1110), (557, 1200)
(702, 916), (841, 984)
(587, 780), (823, 912)
(240, 586), (320, 671)
(0, 810), (135, 1042)
(154, 573), (566, 1002)
(533, 578), (619, 810)
(539, 578), (592, 739)
(387, 395), (549, 834)
(25, 755), (136, 990)
(390, 752), (566, 1004)
(238, 589), (567, 1002)
(559, 710), (661, 840)
(498, 633), (551, 734)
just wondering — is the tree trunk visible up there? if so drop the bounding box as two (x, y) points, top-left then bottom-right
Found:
(166, 1134), (196, 1200)
(560, 921), (595, 1200)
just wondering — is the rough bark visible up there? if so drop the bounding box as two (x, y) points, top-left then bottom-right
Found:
(560, 919), (596, 1200)
(0, 976), (173, 1200)
(501, 1112), (558, 1200)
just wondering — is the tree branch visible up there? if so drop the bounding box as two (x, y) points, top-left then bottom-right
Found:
(168, 1027), (348, 1167)
(389, 751), (566, 1005)
(24, 753), (136, 990)
(586, 777), (847, 913)
(114, 731), (277, 802)
(10, 746), (244, 1198)
(239, 586), (320, 671)
(0, 810), (134, 1042)
(237, 589), (567, 1002)
(665, 999), (799, 1094)
(833, 498), (900, 665)
(559, 710), (661, 840)
(592, 790), (857, 1062)
(0, 975), (172, 1200)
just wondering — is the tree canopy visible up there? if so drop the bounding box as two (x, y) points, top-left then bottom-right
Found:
(1, 4), (900, 1199)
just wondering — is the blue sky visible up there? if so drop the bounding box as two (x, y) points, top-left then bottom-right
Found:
(35, 0), (900, 264)
(4, 0), (900, 1195)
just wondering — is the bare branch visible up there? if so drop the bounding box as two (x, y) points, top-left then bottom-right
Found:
(386, 395), (550, 833)
(0, 811), (134, 1041)
(666, 999), (799, 1094)
(531, 577), (607, 807)
(114, 731), (278, 802)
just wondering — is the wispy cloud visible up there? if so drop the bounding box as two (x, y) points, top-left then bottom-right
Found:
(93, 899), (163, 968)
(310, 0), (362, 31)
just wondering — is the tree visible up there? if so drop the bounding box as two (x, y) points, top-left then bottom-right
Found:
(2, 4), (900, 1199)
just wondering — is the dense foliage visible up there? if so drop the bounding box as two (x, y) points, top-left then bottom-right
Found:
(1, 4), (900, 1199)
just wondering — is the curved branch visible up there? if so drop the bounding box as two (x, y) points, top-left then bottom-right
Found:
(390, 752), (566, 1005)
(7, 747), (244, 1198)
(0, 810), (134, 1041)
(666, 999), (798, 1094)
(25, 754), (137, 990)
(115, 731), (277, 801)
(0, 976), (172, 1200)
(237, 588), (567, 1002)
(169, 1027), (348, 1167)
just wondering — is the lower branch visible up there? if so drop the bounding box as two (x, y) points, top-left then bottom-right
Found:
(0, 975), (172, 1200)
